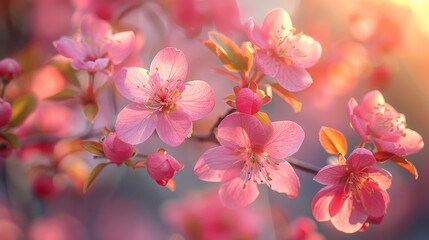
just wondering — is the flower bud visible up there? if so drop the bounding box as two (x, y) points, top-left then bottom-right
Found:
(102, 132), (134, 165)
(0, 58), (22, 81)
(0, 98), (12, 127)
(146, 149), (183, 186)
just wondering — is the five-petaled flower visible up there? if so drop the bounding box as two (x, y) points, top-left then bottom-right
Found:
(194, 113), (304, 208)
(311, 148), (391, 233)
(114, 47), (215, 146)
(348, 90), (424, 157)
(53, 15), (135, 74)
(246, 8), (322, 92)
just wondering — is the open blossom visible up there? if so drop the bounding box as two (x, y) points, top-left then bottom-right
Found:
(0, 98), (12, 127)
(194, 113), (304, 208)
(348, 90), (424, 156)
(246, 8), (322, 92)
(311, 148), (391, 233)
(146, 149), (183, 187)
(114, 47), (215, 146)
(53, 15), (135, 74)
(0, 58), (22, 81)
(102, 132), (134, 165)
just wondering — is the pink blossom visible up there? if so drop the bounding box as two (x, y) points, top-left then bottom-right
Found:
(288, 217), (325, 240)
(53, 15), (135, 74)
(114, 47), (215, 146)
(102, 132), (134, 166)
(0, 98), (12, 127)
(0, 58), (22, 81)
(235, 88), (262, 115)
(311, 148), (392, 233)
(194, 113), (304, 207)
(146, 149), (183, 187)
(246, 8), (322, 92)
(348, 90), (424, 156)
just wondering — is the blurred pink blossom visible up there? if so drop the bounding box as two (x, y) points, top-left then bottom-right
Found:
(0, 58), (22, 81)
(246, 8), (321, 92)
(114, 47), (215, 146)
(312, 148), (391, 233)
(348, 90), (424, 156)
(102, 132), (134, 166)
(288, 217), (325, 240)
(53, 15), (135, 75)
(0, 98), (12, 127)
(146, 149), (183, 188)
(194, 113), (303, 207)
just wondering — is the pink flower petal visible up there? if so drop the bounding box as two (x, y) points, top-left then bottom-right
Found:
(150, 47), (188, 84)
(177, 80), (215, 120)
(194, 146), (243, 182)
(235, 88), (262, 115)
(359, 182), (387, 217)
(254, 50), (279, 77)
(311, 185), (341, 222)
(217, 113), (266, 150)
(219, 177), (259, 208)
(156, 111), (192, 146)
(313, 164), (348, 185)
(398, 128), (424, 155)
(275, 64), (312, 92)
(367, 168), (392, 190)
(264, 121), (304, 159)
(266, 161), (300, 198)
(331, 198), (367, 233)
(347, 98), (359, 118)
(78, 58), (109, 73)
(361, 90), (385, 113)
(53, 37), (85, 61)
(347, 148), (376, 170)
(80, 15), (111, 42)
(245, 18), (270, 49)
(372, 138), (405, 156)
(262, 8), (293, 46)
(115, 103), (156, 145)
(293, 34), (322, 68)
(114, 67), (152, 104)
(349, 115), (369, 142)
(108, 31), (135, 64)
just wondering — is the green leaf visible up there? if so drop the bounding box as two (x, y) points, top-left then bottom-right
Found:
(8, 94), (37, 128)
(83, 163), (109, 193)
(81, 141), (105, 156)
(83, 102), (98, 123)
(45, 88), (78, 101)
(1, 132), (20, 149)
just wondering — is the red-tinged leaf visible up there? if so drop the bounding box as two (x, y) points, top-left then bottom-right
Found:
(103, 127), (111, 136)
(269, 83), (302, 112)
(391, 156), (419, 179)
(83, 102), (98, 123)
(241, 41), (254, 74)
(212, 68), (243, 84)
(81, 141), (105, 157)
(253, 111), (271, 125)
(83, 163), (109, 193)
(124, 160), (135, 169)
(166, 179), (176, 192)
(338, 153), (346, 165)
(45, 88), (78, 101)
(1, 132), (20, 149)
(8, 94), (37, 128)
(134, 160), (147, 169)
(373, 152), (397, 163)
(319, 126), (348, 156)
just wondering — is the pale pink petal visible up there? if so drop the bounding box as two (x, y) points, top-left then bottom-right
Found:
(177, 80), (215, 120)
(108, 31), (135, 64)
(235, 88), (262, 115)
(292, 34), (322, 68)
(361, 90), (385, 113)
(156, 111), (192, 146)
(82, 58), (110, 73)
(359, 182), (387, 217)
(254, 50), (279, 77)
(266, 161), (300, 198)
(372, 138), (405, 156)
(194, 146), (243, 182)
(150, 47), (188, 84)
(217, 113), (266, 150)
(347, 98), (358, 118)
(262, 8), (293, 46)
(115, 103), (156, 145)
(275, 64), (312, 92)
(367, 168), (392, 190)
(398, 128), (424, 155)
(313, 164), (348, 185)
(114, 67), (152, 103)
(347, 148), (376, 170)
(53, 37), (85, 61)
(245, 18), (270, 49)
(219, 177), (259, 208)
(264, 121), (304, 159)
(331, 198), (367, 233)
(349, 115), (369, 142)
(311, 185), (341, 222)
(80, 15), (111, 41)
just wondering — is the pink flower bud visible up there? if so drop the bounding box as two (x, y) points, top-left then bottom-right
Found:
(0, 98), (12, 127)
(146, 149), (183, 186)
(102, 132), (134, 165)
(236, 88), (262, 115)
(31, 174), (61, 199)
(0, 58), (22, 81)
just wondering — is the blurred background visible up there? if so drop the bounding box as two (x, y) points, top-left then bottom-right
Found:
(1, 0), (429, 239)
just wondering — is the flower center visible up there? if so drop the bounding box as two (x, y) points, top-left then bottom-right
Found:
(144, 80), (183, 113)
(368, 103), (406, 140)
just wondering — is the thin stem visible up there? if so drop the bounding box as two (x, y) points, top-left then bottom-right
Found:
(358, 141), (366, 148)
(287, 157), (320, 175)
(87, 73), (95, 101)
